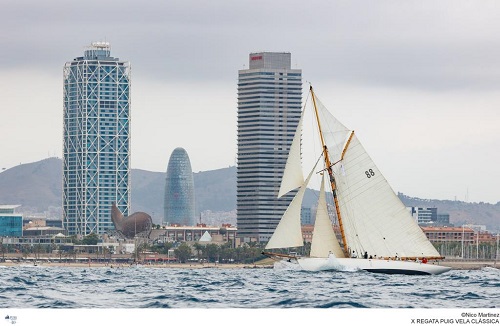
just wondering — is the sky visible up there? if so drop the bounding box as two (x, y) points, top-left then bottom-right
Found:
(0, 0), (499, 204)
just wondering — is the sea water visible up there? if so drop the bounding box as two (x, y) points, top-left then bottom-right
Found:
(0, 265), (498, 308)
(0, 265), (499, 325)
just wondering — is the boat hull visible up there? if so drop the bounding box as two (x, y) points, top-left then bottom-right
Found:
(292, 255), (451, 275)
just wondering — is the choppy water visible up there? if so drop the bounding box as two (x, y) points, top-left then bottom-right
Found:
(0, 265), (499, 309)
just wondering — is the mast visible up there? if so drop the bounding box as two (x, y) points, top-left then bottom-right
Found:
(310, 85), (348, 258)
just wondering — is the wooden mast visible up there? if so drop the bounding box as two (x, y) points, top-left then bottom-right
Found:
(310, 85), (349, 258)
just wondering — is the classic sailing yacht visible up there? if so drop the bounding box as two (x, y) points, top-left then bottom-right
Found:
(262, 86), (451, 275)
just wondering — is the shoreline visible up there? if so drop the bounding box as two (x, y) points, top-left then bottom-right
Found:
(0, 260), (498, 270)
(425, 260), (499, 270)
(0, 261), (271, 269)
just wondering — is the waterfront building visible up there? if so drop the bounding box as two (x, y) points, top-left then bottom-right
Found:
(407, 206), (438, 225)
(63, 42), (131, 235)
(421, 226), (475, 244)
(23, 218), (63, 229)
(0, 233), (71, 248)
(22, 227), (67, 237)
(0, 205), (22, 237)
(406, 207), (451, 226)
(237, 52), (302, 242)
(164, 148), (196, 226)
(149, 224), (237, 244)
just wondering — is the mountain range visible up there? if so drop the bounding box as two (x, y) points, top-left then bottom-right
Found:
(0, 158), (499, 231)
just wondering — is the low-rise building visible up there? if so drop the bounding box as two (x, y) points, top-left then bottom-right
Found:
(149, 223), (238, 246)
(0, 205), (23, 237)
(23, 217), (63, 229)
(420, 226), (475, 244)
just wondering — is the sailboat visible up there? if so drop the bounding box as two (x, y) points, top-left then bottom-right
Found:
(262, 86), (451, 275)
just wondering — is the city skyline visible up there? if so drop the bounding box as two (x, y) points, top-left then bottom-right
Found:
(1, 1), (499, 204)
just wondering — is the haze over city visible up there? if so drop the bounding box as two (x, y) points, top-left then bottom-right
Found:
(1, 1), (499, 204)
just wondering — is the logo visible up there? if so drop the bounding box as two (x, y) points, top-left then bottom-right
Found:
(4, 316), (17, 325)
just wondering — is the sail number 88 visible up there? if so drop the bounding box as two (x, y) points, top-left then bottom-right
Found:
(365, 169), (375, 178)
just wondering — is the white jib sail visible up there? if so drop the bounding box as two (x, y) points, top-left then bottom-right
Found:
(265, 162), (318, 250)
(278, 112), (304, 198)
(309, 174), (345, 258)
(333, 134), (440, 258)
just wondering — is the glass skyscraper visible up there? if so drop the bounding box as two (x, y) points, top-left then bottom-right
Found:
(164, 147), (196, 226)
(63, 42), (131, 235)
(237, 52), (302, 242)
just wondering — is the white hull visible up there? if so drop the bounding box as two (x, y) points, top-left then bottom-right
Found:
(277, 254), (451, 275)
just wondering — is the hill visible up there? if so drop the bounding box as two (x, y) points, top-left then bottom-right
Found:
(0, 158), (236, 224)
(0, 158), (62, 211)
(0, 158), (499, 231)
(398, 193), (500, 232)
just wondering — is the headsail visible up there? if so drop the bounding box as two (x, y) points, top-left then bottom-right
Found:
(278, 110), (304, 198)
(265, 160), (318, 250)
(309, 174), (344, 258)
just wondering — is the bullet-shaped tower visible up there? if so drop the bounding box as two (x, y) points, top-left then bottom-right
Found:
(164, 147), (195, 226)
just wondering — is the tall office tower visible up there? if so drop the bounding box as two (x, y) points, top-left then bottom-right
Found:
(237, 52), (302, 243)
(164, 147), (196, 226)
(63, 42), (131, 235)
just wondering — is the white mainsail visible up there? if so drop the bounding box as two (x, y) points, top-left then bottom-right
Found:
(309, 175), (345, 258)
(278, 112), (304, 198)
(265, 162), (317, 250)
(331, 134), (441, 258)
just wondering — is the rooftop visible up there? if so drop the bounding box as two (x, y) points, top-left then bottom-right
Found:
(0, 205), (21, 209)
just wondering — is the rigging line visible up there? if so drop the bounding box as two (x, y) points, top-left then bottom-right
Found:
(316, 157), (344, 175)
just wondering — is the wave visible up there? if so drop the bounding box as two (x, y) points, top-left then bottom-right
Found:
(0, 266), (498, 308)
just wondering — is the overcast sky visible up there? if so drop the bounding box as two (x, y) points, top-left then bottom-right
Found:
(1, 0), (499, 204)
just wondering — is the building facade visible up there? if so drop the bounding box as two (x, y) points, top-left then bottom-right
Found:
(164, 148), (196, 226)
(301, 207), (312, 225)
(149, 224), (237, 244)
(407, 207), (438, 225)
(0, 205), (22, 237)
(436, 213), (450, 225)
(237, 52), (302, 242)
(63, 42), (131, 235)
(421, 226), (475, 244)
